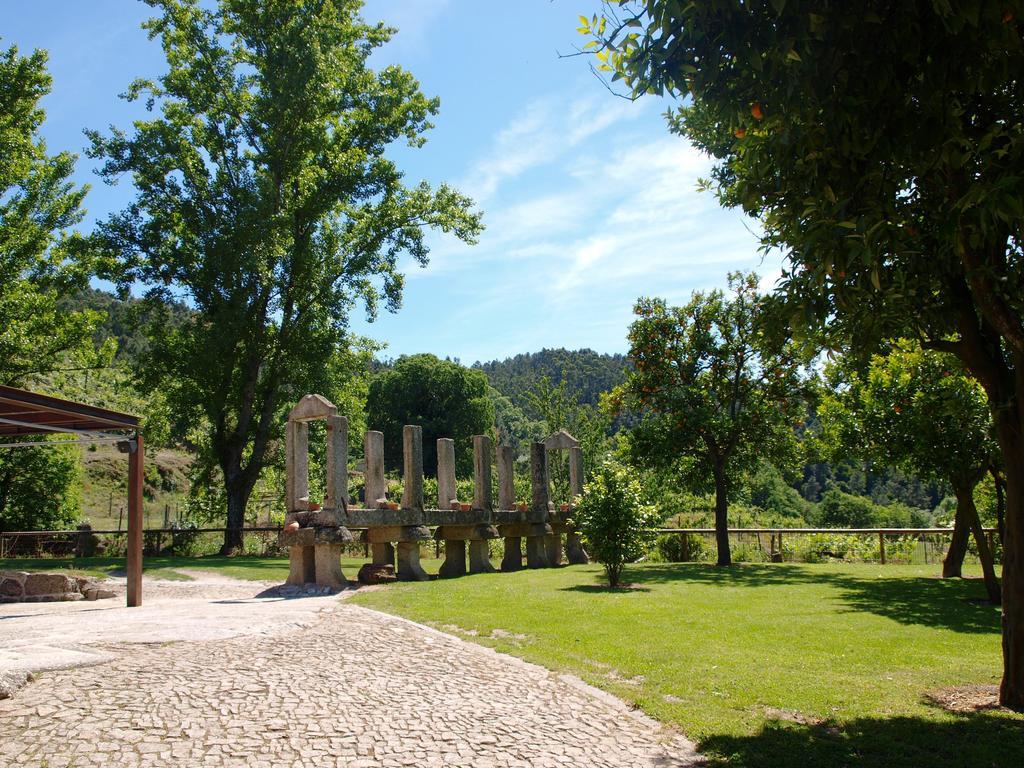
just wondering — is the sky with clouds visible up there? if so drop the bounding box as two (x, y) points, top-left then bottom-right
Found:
(5, 0), (783, 364)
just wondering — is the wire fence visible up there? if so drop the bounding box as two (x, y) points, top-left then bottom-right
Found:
(0, 525), (1001, 566)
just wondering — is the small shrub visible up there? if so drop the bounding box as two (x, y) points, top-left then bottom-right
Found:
(574, 461), (659, 587)
(654, 533), (705, 562)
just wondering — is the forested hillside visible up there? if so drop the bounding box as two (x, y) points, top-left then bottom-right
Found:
(474, 348), (628, 418)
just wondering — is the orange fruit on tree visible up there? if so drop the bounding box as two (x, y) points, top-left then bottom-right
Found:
(751, 102), (764, 120)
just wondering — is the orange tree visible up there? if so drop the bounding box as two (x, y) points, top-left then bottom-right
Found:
(818, 343), (1001, 602)
(609, 272), (804, 566)
(586, 0), (1024, 708)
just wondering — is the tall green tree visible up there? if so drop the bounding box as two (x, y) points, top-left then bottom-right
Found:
(610, 273), (804, 565)
(0, 42), (103, 385)
(366, 354), (494, 478)
(587, 0), (1024, 708)
(818, 344), (1001, 602)
(88, 0), (482, 552)
(0, 42), (103, 531)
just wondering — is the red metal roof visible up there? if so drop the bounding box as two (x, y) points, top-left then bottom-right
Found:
(0, 385), (139, 437)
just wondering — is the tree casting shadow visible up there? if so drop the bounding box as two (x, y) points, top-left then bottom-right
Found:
(607, 563), (1001, 634)
(698, 710), (1023, 768)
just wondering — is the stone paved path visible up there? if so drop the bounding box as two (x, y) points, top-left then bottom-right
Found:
(1, 596), (699, 767)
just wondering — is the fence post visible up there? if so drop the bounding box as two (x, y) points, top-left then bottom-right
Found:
(879, 532), (886, 565)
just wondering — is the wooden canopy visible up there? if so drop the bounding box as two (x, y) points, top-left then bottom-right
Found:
(0, 385), (144, 607)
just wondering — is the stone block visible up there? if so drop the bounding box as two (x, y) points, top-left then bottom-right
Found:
(287, 545), (316, 586)
(544, 533), (563, 566)
(525, 535), (549, 569)
(0, 577), (23, 598)
(288, 393), (337, 422)
(24, 573), (75, 597)
(468, 539), (496, 574)
(358, 563), (396, 584)
(396, 541), (429, 582)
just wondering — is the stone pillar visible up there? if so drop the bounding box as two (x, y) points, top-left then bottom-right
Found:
(568, 446), (584, 498)
(401, 425), (424, 511)
(565, 446), (589, 565)
(286, 420), (310, 512)
(287, 545), (316, 585)
(436, 438), (465, 577)
(527, 442), (550, 568)
(364, 430), (385, 505)
(496, 444), (521, 571)
(437, 438), (457, 509)
(325, 415), (348, 512)
(472, 435), (493, 511)
(314, 544), (346, 589)
(469, 435), (497, 573)
(497, 445), (515, 510)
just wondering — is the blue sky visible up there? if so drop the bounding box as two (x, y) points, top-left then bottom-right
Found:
(4, 0), (781, 364)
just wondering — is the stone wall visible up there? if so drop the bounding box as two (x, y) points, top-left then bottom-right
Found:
(0, 571), (116, 603)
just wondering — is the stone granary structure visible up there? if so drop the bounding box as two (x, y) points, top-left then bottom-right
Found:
(280, 394), (589, 588)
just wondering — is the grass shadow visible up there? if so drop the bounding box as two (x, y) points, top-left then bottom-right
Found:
(698, 709), (1023, 768)
(624, 563), (1000, 634)
(561, 584), (652, 593)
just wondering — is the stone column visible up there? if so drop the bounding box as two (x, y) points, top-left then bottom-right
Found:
(397, 425), (428, 580)
(436, 438), (466, 578)
(364, 430), (391, 566)
(325, 415), (348, 512)
(526, 442), (550, 568)
(401, 425), (424, 512)
(565, 445), (589, 564)
(468, 435), (497, 573)
(497, 445), (515, 510)
(496, 444), (522, 571)
(287, 545), (316, 585)
(286, 420), (310, 512)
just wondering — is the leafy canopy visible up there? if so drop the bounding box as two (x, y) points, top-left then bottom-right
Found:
(366, 354), (494, 477)
(613, 272), (804, 493)
(818, 343), (999, 491)
(0, 41), (106, 385)
(87, 0), (482, 543)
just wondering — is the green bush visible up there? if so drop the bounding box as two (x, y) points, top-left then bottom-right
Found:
(654, 533), (706, 562)
(574, 461), (659, 587)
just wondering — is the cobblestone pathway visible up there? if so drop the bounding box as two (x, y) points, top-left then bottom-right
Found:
(0, 602), (698, 767)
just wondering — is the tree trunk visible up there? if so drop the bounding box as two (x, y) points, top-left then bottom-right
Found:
(713, 463), (731, 566)
(221, 487), (247, 556)
(966, 496), (1001, 605)
(996, 415), (1024, 709)
(943, 489), (971, 578)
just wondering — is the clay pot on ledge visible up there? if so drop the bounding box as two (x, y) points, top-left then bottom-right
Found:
(559, 503), (570, 512)
(516, 502), (528, 513)
(460, 503), (472, 513)
(386, 501), (400, 510)
(450, 499), (461, 511)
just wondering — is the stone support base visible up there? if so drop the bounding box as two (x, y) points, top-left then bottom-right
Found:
(544, 534), (563, 567)
(314, 543), (347, 589)
(525, 536), (549, 569)
(501, 537), (523, 572)
(565, 530), (589, 565)
(287, 545), (316, 585)
(468, 540), (497, 574)
(397, 541), (430, 581)
(438, 539), (467, 578)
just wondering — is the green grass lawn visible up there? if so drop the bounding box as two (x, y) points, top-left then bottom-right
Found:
(350, 561), (1024, 768)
